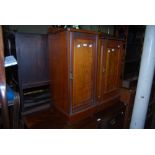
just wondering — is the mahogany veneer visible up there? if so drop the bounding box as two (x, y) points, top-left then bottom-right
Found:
(48, 28), (125, 122)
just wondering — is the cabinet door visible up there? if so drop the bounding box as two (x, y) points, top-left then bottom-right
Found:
(71, 38), (97, 113)
(97, 39), (123, 102)
(103, 40), (122, 93)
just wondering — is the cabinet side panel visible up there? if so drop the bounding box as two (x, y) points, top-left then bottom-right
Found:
(48, 32), (69, 113)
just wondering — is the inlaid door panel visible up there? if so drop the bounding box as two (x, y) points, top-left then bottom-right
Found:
(104, 47), (120, 92)
(103, 40), (122, 95)
(72, 39), (95, 112)
(96, 39), (123, 103)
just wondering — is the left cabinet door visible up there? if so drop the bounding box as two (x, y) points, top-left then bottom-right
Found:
(71, 35), (97, 113)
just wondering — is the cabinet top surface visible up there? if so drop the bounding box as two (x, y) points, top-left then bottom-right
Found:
(48, 27), (126, 41)
(48, 28), (99, 35)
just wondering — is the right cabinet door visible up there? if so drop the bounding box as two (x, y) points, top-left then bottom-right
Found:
(97, 39), (123, 104)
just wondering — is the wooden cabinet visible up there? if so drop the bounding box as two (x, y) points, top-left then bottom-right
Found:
(120, 88), (136, 128)
(48, 29), (98, 122)
(48, 29), (124, 122)
(96, 38), (124, 110)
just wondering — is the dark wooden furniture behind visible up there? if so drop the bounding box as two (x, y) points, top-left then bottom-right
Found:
(123, 26), (145, 79)
(14, 33), (50, 113)
(15, 33), (49, 89)
(120, 88), (136, 128)
(48, 28), (125, 123)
